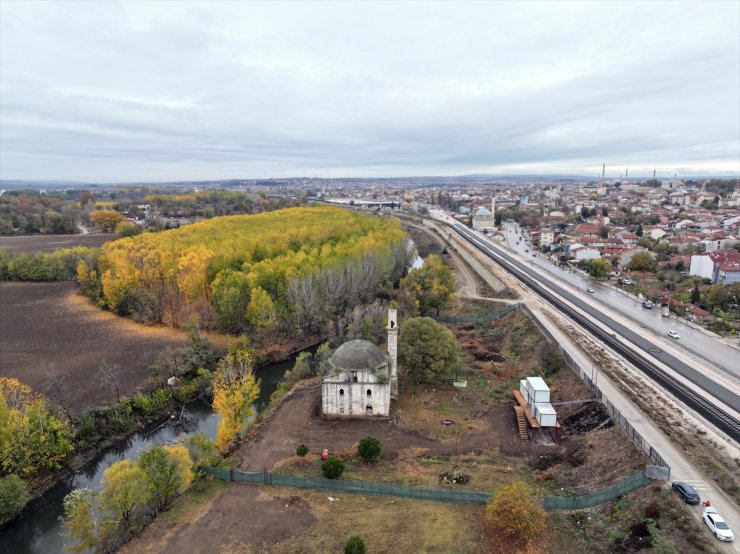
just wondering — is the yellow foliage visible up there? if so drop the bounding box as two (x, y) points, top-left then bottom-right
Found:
(163, 444), (194, 490)
(212, 348), (260, 452)
(485, 481), (547, 539)
(93, 206), (407, 327)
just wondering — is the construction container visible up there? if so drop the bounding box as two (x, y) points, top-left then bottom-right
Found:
(525, 376), (550, 404)
(519, 379), (528, 399)
(532, 402), (557, 427)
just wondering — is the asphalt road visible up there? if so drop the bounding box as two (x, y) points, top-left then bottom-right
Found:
(502, 223), (740, 380)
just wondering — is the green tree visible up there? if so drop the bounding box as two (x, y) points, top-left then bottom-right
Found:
(400, 254), (455, 315)
(185, 432), (221, 467)
(357, 436), (381, 462)
(296, 444), (309, 457)
(628, 251), (658, 272)
(61, 488), (101, 553)
(691, 283), (701, 305)
(115, 221), (143, 237)
(138, 444), (193, 514)
(0, 377), (75, 476)
(586, 258), (611, 278)
(99, 459), (148, 525)
(539, 346), (565, 378)
(344, 535), (366, 554)
(398, 317), (461, 382)
(246, 286), (277, 329)
(705, 285), (729, 310)
(0, 474), (30, 525)
(321, 456), (345, 479)
(485, 481), (547, 539)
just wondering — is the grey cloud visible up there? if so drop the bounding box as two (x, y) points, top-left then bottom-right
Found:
(1, 1), (738, 181)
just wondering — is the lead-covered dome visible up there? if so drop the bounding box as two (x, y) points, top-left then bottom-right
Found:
(329, 339), (387, 372)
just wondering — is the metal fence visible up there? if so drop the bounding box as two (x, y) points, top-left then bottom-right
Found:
(557, 338), (670, 471)
(202, 467), (491, 505)
(543, 470), (651, 510)
(433, 303), (521, 324)
(203, 466), (653, 510)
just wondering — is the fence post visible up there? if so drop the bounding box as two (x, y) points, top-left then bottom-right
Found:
(229, 467), (234, 482)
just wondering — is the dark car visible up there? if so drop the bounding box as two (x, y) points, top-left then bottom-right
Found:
(672, 481), (700, 504)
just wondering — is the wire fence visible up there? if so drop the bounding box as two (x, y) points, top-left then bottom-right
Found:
(202, 467), (653, 510)
(202, 467), (491, 504)
(542, 470), (651, 510)
(558, 345), (670, 471)
(433, 303), (521, 324)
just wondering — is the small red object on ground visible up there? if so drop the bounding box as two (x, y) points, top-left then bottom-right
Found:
(322, 449), (328, 460)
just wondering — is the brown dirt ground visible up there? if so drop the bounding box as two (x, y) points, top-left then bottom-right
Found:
(0, 233), (113, 253)
(0, 281), (193, 415)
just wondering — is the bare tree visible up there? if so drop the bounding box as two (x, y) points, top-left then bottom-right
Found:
(98, 360), (123, 403)
(41, 360), (77, 422)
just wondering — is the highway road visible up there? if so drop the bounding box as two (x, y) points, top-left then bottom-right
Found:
(501, 222), (740, 380)
(431, 214), (740, 441)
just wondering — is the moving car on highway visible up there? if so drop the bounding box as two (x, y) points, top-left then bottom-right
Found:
(667, 330), (680, 340)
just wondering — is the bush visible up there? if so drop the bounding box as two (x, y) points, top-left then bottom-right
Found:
(296, 444), (309, 457)
(344, 535), (366, 554)
(0, 474), (30, 525)
(321, 456), (345, 479)
(357, 436), (381, 462)
(132, 389), (171, 414)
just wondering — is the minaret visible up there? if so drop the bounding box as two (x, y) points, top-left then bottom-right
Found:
(491, 197), (496, 225)
(387, 308), (398, 397)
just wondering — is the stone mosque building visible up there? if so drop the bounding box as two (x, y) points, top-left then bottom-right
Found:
(321, 309), (398, 417)
(472, 198), (496, 232)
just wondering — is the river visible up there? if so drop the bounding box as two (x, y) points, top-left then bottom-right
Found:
(0, 352), (306, 554)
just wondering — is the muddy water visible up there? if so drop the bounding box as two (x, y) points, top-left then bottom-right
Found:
(0, 352), (306, 554)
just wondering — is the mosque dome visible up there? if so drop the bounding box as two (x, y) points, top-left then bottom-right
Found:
(329, 339), (388, 372)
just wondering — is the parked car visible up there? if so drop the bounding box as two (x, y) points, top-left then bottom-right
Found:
(620, 278), (633, 285)
(587, 287), (595, 293)
(672, 481), (700, 504)
(703, 506), (735, 542)
(642, 300), (654, 309)
(667, 330), (680, 340)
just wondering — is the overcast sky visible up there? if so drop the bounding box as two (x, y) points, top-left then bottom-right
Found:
(1, 1), (738, 182)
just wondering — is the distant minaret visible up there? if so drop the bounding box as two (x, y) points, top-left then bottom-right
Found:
(387, 308), (398, 397)
(491, 197), (496, 225)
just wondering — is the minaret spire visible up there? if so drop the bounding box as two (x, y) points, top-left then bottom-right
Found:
(387, 308), (398, 398)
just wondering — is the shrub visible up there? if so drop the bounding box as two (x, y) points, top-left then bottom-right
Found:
(344, 535), (366, 554)
(296, 444), (309, 457)
(485, 481), (547, 539)
(0, 474), (30, 525)
(132, 389), (171, 414)
(321, 456), (345, 479)
(357, 436), (381, 462)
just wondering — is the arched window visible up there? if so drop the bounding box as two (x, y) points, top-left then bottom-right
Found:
(366, 389), (372, 398)
(339, 388), (344, 396)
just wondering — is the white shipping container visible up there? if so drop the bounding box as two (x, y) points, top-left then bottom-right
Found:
(519, 380), (528, 399)
(533, 402), (557, 427)
(525, 376), (550, 404)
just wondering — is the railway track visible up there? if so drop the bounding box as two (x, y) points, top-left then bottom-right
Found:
(451, 223), (740, 443)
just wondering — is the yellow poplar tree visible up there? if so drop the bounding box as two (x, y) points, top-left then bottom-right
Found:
(212, 346), (260, 452)
(245, 286), (277, 329)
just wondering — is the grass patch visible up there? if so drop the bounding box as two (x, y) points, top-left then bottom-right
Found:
(271, 488), (488, 554)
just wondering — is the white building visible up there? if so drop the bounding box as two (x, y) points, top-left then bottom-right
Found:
(321, 309), (398, 417)
(472, 199), (495, 231)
